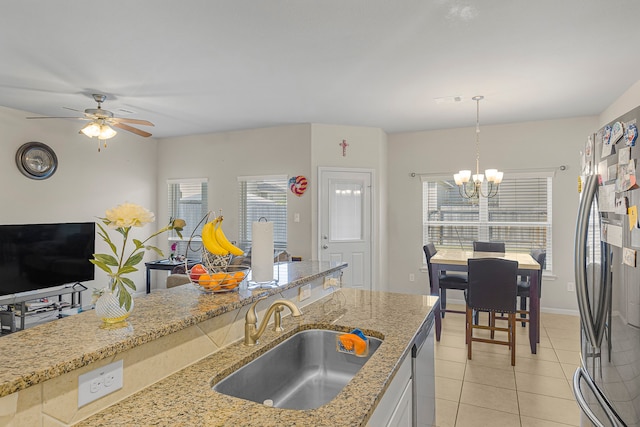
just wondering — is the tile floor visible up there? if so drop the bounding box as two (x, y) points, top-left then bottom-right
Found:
(434, 304), (583, 427)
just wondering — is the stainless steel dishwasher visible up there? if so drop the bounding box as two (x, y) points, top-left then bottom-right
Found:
(412, 311), (435, 427)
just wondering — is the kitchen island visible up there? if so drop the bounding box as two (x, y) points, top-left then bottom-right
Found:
(0, 261), (437, 426)
(76, 290), (437, 426)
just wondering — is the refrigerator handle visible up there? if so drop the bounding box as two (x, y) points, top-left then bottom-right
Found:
(574, 174), (600, 348)
(593, 241), (612, 346)
(573, 367), (622, 427)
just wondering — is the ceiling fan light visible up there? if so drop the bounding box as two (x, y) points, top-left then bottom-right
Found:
(98, 124), (117, 140)
(80, 122), (101, 138)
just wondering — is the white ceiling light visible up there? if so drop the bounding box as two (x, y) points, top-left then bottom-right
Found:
(80, 120), (117, 152)
(80, 121), (117, 140)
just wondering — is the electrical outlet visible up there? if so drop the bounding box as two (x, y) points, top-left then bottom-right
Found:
(409, 273), (415, 282)
(299, 284), (311, 301)
(78, 360), (124, 407)
(567, 282), (575, 292)
(294, 213), (300, 223)
(323, 277), (339, 289)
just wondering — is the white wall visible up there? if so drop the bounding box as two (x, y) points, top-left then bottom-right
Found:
(387, 116), (598, 312)
(310, 124), (388, 290)
(0, 106), (158, 297)
(599, 80), (640, 127)
(155, 123), (389, 290)
(155, 125), (313, 264)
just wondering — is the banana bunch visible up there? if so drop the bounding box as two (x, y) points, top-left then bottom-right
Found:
(202, 216), (244, 256)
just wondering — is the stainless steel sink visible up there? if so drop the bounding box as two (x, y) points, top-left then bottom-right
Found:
(212, 329), (382, 410)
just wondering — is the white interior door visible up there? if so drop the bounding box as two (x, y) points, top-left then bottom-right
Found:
(319, 168), (372, 290)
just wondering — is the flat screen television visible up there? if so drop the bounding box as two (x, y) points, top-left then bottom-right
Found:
(0, 222), (95, 296)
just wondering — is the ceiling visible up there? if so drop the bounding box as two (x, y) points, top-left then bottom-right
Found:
(1, 0), (639, 139)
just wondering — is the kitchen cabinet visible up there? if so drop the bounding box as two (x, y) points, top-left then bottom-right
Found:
(367, 353), (412, 426)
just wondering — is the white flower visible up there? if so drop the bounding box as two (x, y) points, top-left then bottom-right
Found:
(105, 203), (155, 228)
(91, 202), (185, 311)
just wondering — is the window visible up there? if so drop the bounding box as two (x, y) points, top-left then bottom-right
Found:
(238, 175), (288, 251)
(422, 171), (553, 271)
(167, 178), (208, 258)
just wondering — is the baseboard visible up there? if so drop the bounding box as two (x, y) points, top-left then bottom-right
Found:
(445, 298), (579, 317)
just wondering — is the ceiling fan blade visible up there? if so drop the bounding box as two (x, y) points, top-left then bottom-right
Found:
(112, 122), (152, 138)
(26, 116), (89, 120)
(111, 117), (155, 127)
(63, 107), (84, 113)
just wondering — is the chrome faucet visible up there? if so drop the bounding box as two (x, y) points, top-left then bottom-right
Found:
(244, 298), (302, 346)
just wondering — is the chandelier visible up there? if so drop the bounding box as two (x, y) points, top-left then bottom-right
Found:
(453, 96), (503, 199)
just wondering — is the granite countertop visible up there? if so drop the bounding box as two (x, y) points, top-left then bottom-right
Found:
(76, 289), (438, 427)
(0, 261), (346, 398)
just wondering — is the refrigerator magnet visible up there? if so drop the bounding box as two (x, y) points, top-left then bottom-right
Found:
(611, 121), (624, 144)
(603, 125), (612, 144)
(629, 206), (638, 230)
(615, 195), (628, 215)
(625, 123), (638, 146)
(623, 248), (636, 267)
(602, 125), (614, 157)
(619, 146), (631, 164)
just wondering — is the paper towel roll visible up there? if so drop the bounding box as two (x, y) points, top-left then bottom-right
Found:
(251, 220), (274, 282)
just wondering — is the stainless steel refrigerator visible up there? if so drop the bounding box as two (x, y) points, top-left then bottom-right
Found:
(574, 105), (640, 426)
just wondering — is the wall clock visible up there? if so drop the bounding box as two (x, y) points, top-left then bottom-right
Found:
(15, 142), (58, 180)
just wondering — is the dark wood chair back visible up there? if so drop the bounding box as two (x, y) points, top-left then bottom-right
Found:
(473, 241), (506, 253)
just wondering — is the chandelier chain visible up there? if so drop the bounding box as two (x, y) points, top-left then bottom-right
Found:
(476, 96), (481, 177)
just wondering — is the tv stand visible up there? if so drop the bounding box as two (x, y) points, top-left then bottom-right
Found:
(0, 283), (86, 331)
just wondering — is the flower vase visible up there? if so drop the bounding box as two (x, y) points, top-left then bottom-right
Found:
(95, 288), (134, 325)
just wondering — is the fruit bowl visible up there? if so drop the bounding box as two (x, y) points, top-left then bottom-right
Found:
(188, 264), (250, 293)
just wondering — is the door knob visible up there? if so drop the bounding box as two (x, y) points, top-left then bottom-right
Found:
(322, 245), (329, 249)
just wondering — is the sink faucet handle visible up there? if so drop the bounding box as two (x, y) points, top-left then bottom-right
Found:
(273, 305), (285, 332)
(246, 295), (268, 326)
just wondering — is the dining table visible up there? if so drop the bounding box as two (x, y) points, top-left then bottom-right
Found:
(429, 249), (542, 354)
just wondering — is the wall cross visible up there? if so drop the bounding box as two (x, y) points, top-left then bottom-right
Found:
(339, 139), (349, 157)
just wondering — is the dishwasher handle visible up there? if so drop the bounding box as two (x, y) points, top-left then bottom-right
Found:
(412, 312), (434, 357)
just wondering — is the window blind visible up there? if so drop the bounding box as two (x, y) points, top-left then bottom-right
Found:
(422, 171), (553, 271)
(167, 178), (208, 258)
(238, 175), (288, 251)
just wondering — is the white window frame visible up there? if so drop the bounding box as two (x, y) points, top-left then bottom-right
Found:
(238, 175), (288, 252)
(421, 170), (553, 272)
(167, 178), (208, 258)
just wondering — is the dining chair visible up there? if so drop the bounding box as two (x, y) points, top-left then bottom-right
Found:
(465, 258), (519, 366)
(471, 241), (506, 324)
(516, 249), (546, 327)
(166, 274), (191, 288)
(423, 244), (468, 318)
(473, 241), (506, 252)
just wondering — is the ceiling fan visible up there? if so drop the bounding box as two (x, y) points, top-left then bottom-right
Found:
(27, 94), (154, 149)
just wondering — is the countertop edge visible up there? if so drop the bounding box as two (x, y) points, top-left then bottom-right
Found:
(0, 261), (347, 398)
